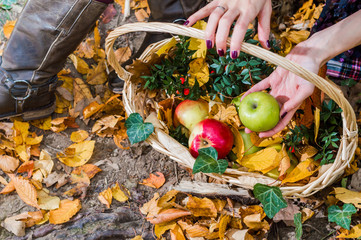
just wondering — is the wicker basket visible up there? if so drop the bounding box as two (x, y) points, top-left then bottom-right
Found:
(105, 22), (358, 197)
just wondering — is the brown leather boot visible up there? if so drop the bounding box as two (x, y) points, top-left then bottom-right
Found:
(0, 0), (108, 121)
(108, 0), (207, 93)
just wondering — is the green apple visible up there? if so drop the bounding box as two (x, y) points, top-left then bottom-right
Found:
(238, 92), (280, 132)
(239, 129), (263, 155)
(265, 153), (299, 180)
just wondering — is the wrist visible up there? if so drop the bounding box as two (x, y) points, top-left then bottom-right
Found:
(297, 34), (328, 67)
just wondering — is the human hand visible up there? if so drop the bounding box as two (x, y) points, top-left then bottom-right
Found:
(185, 0), (272, 58)
(241, 44), (318, 138)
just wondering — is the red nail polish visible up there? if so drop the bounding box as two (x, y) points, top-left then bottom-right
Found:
(183, 20), (189, 26)
(231, 51), (238, 59)
(206, 40), (212, 49)
(217, 49), (224, 56)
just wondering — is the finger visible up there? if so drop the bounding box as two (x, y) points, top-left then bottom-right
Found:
(204, 6), (228, 51)
(186, 1), (219, 26)
(229, 13), (250, 58)
(279, 87), (313, 115)
(215, 10), (239, 55)
(241, 78), (271, 100)
(257, 0), (272, 49)
(245, 128), (252, 134)
(258, 108), (297, 138)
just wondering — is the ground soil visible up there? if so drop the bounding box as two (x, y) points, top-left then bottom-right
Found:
(1, 1), (361, 240)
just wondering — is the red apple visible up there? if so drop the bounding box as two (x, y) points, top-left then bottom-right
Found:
(189, 119), (234, 159)
(174, 99), (208, 131)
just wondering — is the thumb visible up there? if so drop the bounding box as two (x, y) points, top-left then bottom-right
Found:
(257, 0), (272, 49)
(241, 78), (271, 100)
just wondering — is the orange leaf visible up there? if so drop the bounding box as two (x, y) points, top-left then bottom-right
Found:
(114, 47), (132, 65)
(146, 208), (191, 224)
(186, 195), (217, 217)
(135, 8), (149, 22)
(170, 224), (186, 240)
(83, 101), (105, 119)
(9, 174), (39, 208)
(0, 155), (19, 172)
(157, 189), (179, 208)
(0, 180), (15, 194)
(17, 160), (34, 177)
(49, 199), (82, 224)
(3, 20), (16, 39)
(72, 164), (101, 179)
(219, 214), (232, 239)
(178, 220), (209, 238)
(140, 193), (162, 217)
(140, 172), (165, 189)
(98, 188), (112, 208)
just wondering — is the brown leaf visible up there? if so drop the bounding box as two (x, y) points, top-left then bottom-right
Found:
(69, 54), (89, 75)
(219, 214), (232, 239)
(114, 47), (132, 64)
(210, 103), (241, 127)
(170, 224), (186, 240)
(72, 164), (101, 179)
(147, 208), (191, 224)
(87, 59), (108, 85)
(49, 199), (81, 224)
(140, 193), (162, 217)
(0, 155), (19, 172)
(155, 222), (177, 238)
(158, 189), (179, 209)
(83, 101), (105, 119)
(75, 38), (95, 59)
(278, 145), (291, 178)
(186, 195), (217, 217)
(299, 145), (318, 162)
(140, 172), (166, 189)
(135, 8), (149, 22)
(17, 160), (34, 177)
(9, 174), (39, 208)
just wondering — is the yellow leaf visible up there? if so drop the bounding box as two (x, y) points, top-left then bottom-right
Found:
(23, 211), (44, 228)
(334, 187), (361, 208)
(240, 147), (279, 173)
(87, 59), (108, 85)
(49, 199), (81, 224)
(9, 174), (39, 208)
(57, 140), (95, 167)
(226, 229), (254, 240)
(15, 144), (30, 162)
(186, 195), (217, 217)
(213, 199), (227, 212)
(170, 223), (186, 240)
(157, 37), (177, 56)
(278, 145), (291, 177)
(55, 94), (71, 114)
(3, 20), (16, 39)
(75, 38), (95, 59)
(243, 213), (270, 231)
(94, 21), (101, 48)
(155, 222), (177, 238)
(111, 183), (129, 202)
(70, 130), (89, 143)
(26, 135), (43, 146)
(231, 127), (245, 163)
(140, 193), (162, 217)
(250, 132), (283, 147)
(69, 54), (90, 74)
(337, 223), (361, 238)
(0, 155), (19, 172)
(72, 164), (101, 179)
(187, 58), (209, 87)
(188, 20), (207, 59)
(282, 158), (318, 184)
(131, 236), (144, 240)
(37, 189), (61, 210)
(156, 190), (178, 209)
(299, 145), (318, 162)
(139, 172), (166, 189)
(13, 120), (29, 145)
(73, 77), (93, 101)
(36, 211), (50, 225)
(98, 187), (112, 208)
(219, 214), (232, 239)
(210, 103), (241, 127)
(314, 107), (320, 142)
(30, 116), (52, 130)
(301, 208), (314, 223)
(147, 208), (191, 224)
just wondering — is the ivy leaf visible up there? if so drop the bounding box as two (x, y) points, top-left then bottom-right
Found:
(253, 183), (287, 218)
(328, 203), (357, 230)
(294, 213), (302, 240)
(192, 147), (228, 174)
(125, 113), (154, 144)
(0, 0), (17, 10)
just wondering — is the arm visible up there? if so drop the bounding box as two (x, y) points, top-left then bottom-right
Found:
(242, 9), (361, 138)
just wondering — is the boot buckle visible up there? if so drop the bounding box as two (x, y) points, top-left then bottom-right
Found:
(9, 80), (32, 101)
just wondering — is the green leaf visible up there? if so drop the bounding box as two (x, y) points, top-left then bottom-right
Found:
(294, 213), (302, 240)
(328, 203), (357, 230)
(0, 0), (17, 9)
(253, 183), (287, 218)
(125, 113), (154, 144)
(192, 147), (228, 174)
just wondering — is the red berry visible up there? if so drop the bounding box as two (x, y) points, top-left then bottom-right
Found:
(210, 70), (215, 74)
(184, 88), (190, 95)
(224, 65), (227, 70)
(176, 90), (180, 94)
(180, 77), (185, 84)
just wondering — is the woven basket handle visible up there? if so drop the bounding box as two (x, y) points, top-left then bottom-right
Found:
(105, 22), (357, 135)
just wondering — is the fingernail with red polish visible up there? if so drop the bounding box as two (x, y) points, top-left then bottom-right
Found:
(183, 20), (189, 26)
(231, 51), (238, 59)
(217, 49), (224, 56)
(281, 112), (287, 118)
(206, 40), (212, 49)
(266, 40), (271, 48)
